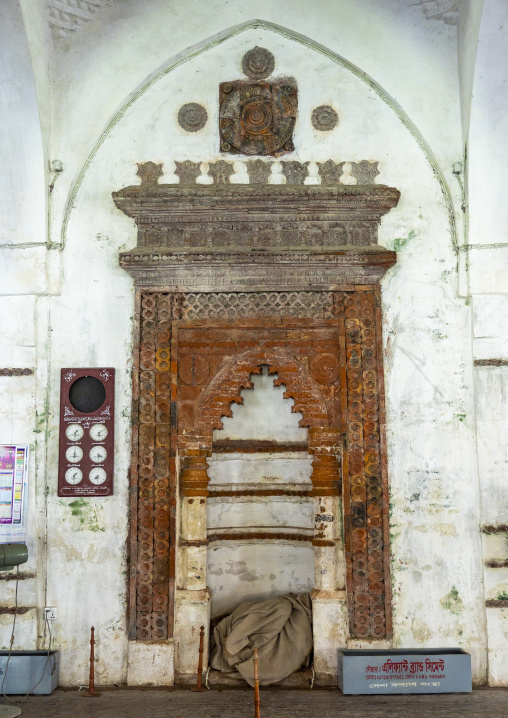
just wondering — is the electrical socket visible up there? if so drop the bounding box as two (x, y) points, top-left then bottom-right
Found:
(44, 607), (56, 621)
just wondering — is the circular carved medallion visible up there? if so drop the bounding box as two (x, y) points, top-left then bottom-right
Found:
(242, 46), (275, 80)
(219, 83), (297, 156)
(310, 353), (340, 385)
(178, 355), (210, 385)
(241, 101), (273, 134)
(311, 105), (339, 131)
(177, 103), (208, 132)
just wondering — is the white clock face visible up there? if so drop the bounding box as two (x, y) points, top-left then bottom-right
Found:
(89, 467), (107, 485)
(66, 446), (83, 463)
(65, 467), (83, 485)
(89, 445), (107, 464)
(89, 423), (108, 442)
(65, 423), (84, 441)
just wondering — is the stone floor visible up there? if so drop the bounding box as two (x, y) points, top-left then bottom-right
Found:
(2, 687), (508, 718)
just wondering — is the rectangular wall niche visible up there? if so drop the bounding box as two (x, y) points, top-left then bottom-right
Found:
(116, 183), (399, 653)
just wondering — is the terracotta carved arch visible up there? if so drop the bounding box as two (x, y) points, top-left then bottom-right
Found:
(196, 348), (330, 433)
(181, 347), (341, 498)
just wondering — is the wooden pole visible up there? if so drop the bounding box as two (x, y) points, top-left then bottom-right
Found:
(253, 647), (260, 718)
(82, 626), (101, 697)
(191, 625), (207, 692)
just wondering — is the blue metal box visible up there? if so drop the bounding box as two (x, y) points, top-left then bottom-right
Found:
(338, 648), (471, 694)
(0, 651), (59, 695)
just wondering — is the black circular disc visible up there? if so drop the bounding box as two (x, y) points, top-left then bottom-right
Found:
(69, 376), (106, 413)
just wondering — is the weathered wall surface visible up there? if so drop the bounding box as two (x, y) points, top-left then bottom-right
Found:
(2, 0), (506, 688)
(467, 0), (508, 686)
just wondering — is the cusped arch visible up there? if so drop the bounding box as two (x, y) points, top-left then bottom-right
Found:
(195, 348), (329, 433)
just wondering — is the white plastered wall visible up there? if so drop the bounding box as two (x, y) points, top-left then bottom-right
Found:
(465, 0), (508, 686)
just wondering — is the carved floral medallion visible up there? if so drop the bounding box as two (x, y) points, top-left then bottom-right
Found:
(312, 105), (339, 131)
(242, 46), (275, 80)
(219, 81), (297, 156)
(177, 103), (208, 132)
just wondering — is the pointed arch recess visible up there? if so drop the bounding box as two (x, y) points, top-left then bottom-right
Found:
(59, 18), (457, 252)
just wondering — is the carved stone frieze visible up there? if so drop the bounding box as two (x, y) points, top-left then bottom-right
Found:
(177, 291), (338, 320)
(318, 160), (344, 185)
(114, 184), (399, 290)
(281, 161), (308, 185)
(207, 160), (235, 185)
(114, 185), (399, 228)
(119, 251), (395, 290)
(174, 161), (201, 184)
(246, 159), (272, 184)
(137, 162), (163, 186)
(351, 161), (380, 185)
(242, 46), (275, 80)
(219, 81), (297, 156)
(177, 103), (208, 132)
(312, 105), (339, 131)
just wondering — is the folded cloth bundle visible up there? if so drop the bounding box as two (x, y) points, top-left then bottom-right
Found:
(209, 592), (312, 686)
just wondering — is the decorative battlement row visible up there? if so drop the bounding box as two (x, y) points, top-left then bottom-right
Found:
(134, 159), (380, 186)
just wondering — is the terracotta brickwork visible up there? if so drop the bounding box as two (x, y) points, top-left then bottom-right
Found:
(130, 289), (391, 640)
(340, 289), (391, 638)
(130, 293), (176, 640)
(176, 322), (342, 457)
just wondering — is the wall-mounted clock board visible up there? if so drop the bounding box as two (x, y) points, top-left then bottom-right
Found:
(58, 368), (115, 497)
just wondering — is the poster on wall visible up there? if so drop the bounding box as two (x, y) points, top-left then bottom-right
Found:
(0, 444), (29, 544)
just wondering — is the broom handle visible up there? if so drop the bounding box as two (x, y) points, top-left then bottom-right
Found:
(253, 647), (260, 718)
(196, 625), (205, 689)
(89, 626), (95, 694)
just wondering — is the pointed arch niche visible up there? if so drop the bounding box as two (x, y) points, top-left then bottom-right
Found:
(118, 184), (399, 684)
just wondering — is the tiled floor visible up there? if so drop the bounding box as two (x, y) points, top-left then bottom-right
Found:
(4, 686), (508, 718)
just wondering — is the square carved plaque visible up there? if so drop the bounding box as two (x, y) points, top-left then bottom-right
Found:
(219, 81), (297, 156)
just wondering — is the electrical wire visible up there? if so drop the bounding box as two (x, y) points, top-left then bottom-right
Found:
(1, 565), (56, 708)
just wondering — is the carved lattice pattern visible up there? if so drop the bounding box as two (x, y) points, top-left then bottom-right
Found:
(178, 291), (337, 320)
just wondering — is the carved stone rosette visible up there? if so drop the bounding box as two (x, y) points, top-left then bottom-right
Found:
(242, 46), (275, 80)
(312, 105), (339, 131)
(177, 103), (208, 132)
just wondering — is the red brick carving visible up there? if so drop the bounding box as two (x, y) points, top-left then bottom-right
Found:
(196, 348), (329, 433)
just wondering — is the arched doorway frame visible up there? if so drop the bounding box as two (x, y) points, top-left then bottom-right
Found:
(118, 183), (398, 682)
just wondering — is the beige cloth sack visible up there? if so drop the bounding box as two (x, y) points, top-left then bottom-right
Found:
(209, 592), (312, 686)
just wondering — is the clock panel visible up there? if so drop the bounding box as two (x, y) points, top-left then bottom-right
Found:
(58, 368), (115, 497)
